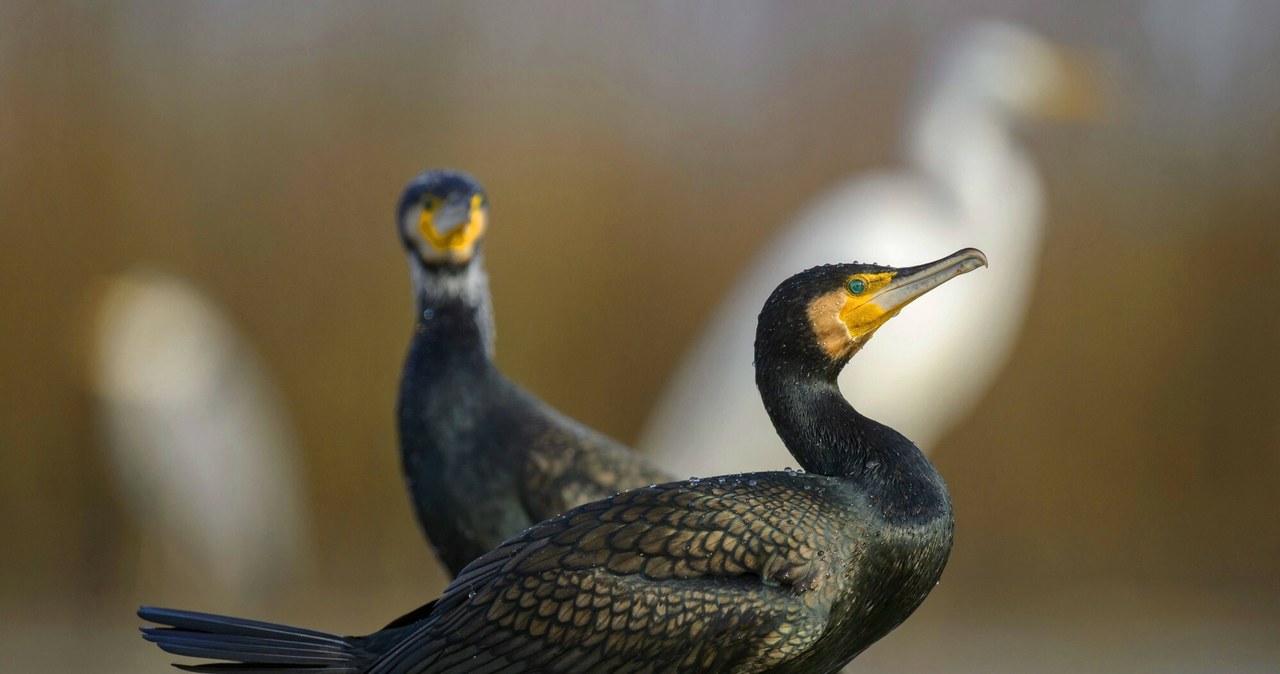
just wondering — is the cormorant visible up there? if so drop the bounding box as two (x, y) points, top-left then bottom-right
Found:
(141, 248), (985, 673)
(642, 21), (1101, 475)
(140, 249), (983, 674)
(395, 169), (670, 575)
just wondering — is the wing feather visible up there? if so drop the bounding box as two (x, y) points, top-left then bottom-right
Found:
(373, 474), (851, 673)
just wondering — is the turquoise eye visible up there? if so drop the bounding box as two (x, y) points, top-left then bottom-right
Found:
(848, 278), (866, 295)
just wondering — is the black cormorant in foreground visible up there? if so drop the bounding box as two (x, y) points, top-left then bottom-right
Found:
(140, 248), (986, 673)
(395, 169), (670, 575)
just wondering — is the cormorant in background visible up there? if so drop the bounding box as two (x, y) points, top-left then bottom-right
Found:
(396, 169), (670, 575)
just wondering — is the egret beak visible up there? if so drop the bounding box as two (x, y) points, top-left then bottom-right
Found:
(1036, 46), (1112, 122)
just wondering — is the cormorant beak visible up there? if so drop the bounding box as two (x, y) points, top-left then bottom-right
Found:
(417, 194), (487, 260)
(868, 248), (988, 317)
(427, 199), (473, 237)
(831, 248), (988, 354)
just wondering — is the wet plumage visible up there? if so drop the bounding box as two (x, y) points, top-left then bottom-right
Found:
(142, 249), (985, 672)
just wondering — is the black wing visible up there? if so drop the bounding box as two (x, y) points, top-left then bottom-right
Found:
(510, 384), (673, 524)
(371, 474), (852, 674)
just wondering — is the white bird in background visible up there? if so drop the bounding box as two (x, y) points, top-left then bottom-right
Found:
(90, 271), (311, 604)
(641, 22), (1102, 475)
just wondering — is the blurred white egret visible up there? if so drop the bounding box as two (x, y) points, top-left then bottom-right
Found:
(90, 271), (310, 603)
(641, 22), (1101, 474)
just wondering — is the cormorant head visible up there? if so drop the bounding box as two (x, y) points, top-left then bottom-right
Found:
(397, 169), (489, 267)
(756, 248), (988, 378)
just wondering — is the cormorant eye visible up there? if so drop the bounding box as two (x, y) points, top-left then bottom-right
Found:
(848, 278), (867, 295)
(422, 197), (436, 211)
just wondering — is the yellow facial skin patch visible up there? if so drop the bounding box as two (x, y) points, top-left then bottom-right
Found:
(808, 249), (988, 362)
(806, 272), (902, 361)
(417, 194), (487, 261)
(838, 271), (900, 343)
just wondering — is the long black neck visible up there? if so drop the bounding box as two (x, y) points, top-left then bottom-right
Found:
(398, 255), (498, 454)
(406, 254), (496, 363)
(756, 358), (949, 524)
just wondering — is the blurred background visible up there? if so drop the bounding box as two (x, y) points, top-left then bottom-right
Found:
(3, 1), (1279, 672)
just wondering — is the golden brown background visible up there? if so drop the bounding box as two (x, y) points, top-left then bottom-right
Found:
(3, 1), (1279, 671)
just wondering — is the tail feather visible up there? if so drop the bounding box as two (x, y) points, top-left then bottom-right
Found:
(172, 666), (336, 674)
(140, 607), (349, 643)
(172, 664), (348, 674)
(171, 659), (350, 670)
(139, 606), (367, 673)
(140, 628), (354, 662)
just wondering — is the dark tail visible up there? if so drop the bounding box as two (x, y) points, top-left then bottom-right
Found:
(139, 606), (370, 673)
